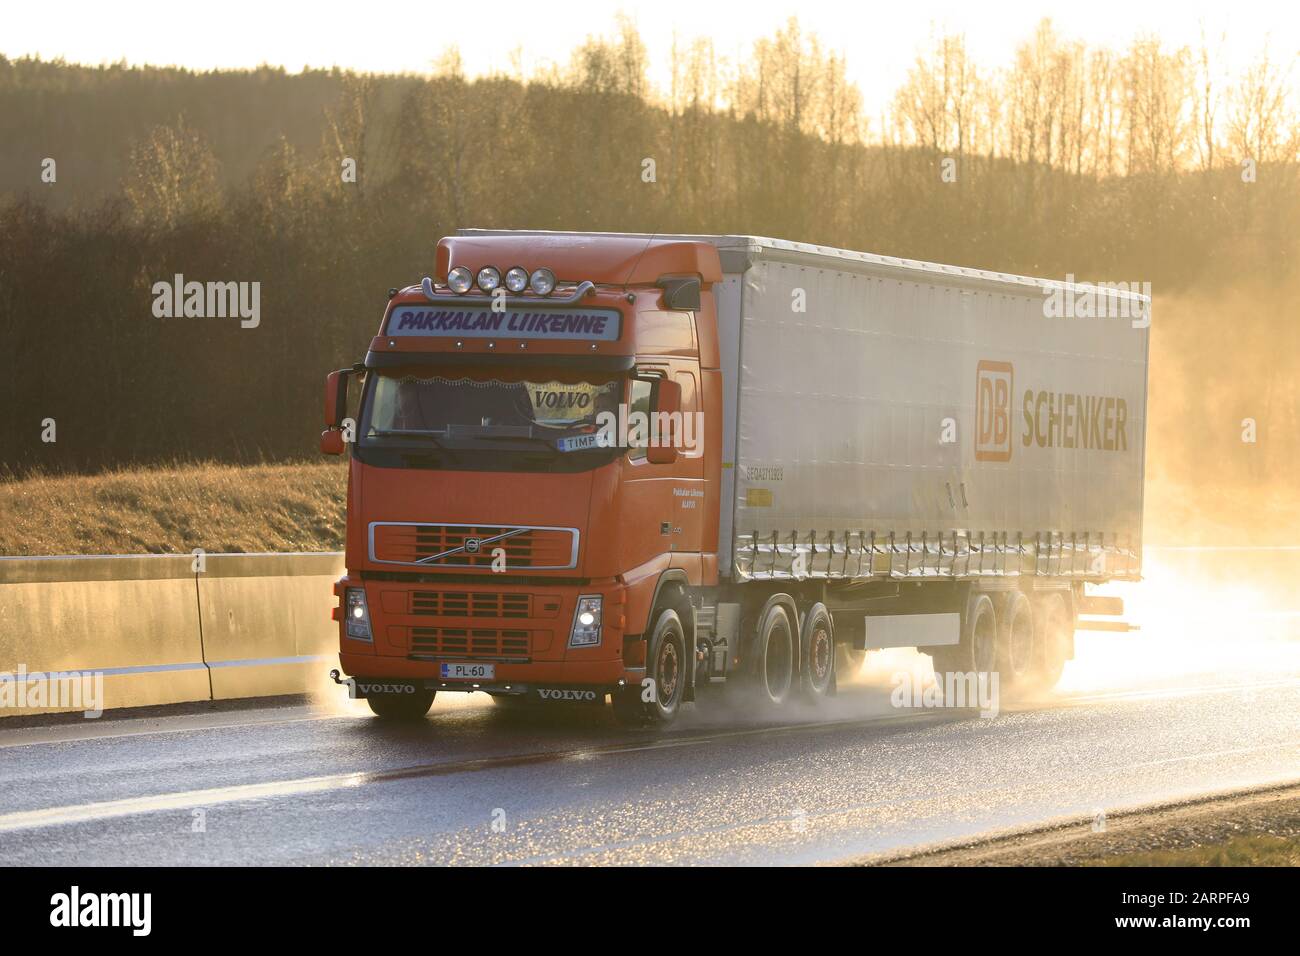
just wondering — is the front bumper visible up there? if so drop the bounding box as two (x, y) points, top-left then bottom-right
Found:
(333, 575), (633, 689)
(334, 666), (622, 703)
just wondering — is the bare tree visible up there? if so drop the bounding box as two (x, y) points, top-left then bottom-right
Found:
(123, 116), (222, 229)
(1226, 45), (1297, 166)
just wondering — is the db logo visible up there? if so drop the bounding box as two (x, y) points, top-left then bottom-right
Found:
(975, 360), (1013, 461)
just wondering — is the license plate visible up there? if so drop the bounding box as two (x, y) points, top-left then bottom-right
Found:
(440, 662), (494, 680)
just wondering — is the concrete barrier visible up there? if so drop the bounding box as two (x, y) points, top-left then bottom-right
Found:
(0, 553), (343, 717)
(0, 555), (208, 716)
(198, 553), (343, 700)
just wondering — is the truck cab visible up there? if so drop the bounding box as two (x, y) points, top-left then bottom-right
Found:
(323, 232), (723, 721)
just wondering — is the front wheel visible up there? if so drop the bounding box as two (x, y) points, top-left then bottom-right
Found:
(367, 690), (435, 721)
(613, 608), (686, 726)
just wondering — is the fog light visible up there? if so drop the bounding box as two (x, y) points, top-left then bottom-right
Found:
(447, 267), (473, 294)
(345, 587), (373, 642)
(569, 595), (602, 647)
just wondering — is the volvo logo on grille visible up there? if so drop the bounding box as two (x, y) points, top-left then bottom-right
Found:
(463, 537), (481, 554)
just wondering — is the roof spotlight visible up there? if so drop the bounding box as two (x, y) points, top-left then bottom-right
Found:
(529, 268), (557, 296)
(447, 267), (473, 294)
(505, 266), (529, 294)
(476, 266), (502, 292)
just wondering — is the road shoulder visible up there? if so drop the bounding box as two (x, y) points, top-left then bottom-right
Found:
(857, 782), (1300, 866)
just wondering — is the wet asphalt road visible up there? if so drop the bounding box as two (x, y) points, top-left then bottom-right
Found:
(2, 628), (1297, 866)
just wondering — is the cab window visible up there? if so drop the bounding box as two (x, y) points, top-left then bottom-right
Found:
(628, 379), (653, 461)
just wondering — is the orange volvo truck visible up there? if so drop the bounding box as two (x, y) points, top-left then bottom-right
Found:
(323, 230), (1148, 723)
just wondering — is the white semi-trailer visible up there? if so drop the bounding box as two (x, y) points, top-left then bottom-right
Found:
(330, 229), (1148, 721)
(704, 233), (1147, 698)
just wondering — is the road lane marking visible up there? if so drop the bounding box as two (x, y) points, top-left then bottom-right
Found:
(0, 773), (370, 834)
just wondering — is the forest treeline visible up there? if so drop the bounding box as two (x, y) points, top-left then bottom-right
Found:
(1, 17), (1297, 476)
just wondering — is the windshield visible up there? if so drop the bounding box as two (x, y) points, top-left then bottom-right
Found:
(356, 371), (624, 471)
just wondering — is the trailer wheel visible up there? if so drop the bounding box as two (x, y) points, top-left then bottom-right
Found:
(997, 593), (1036, 688)
(753, 603), (795, 705)
(613, 608), (685, 726)
(799, 603), (835, 700)
(933, 592), (997, 701)
(1031, 593), (1071, 691)
(959, 592), (998, 674)
(367, 690), (435, 721)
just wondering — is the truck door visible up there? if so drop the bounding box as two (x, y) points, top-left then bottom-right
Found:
(671, 368), (705, 555)
(618, 361), (704, 576)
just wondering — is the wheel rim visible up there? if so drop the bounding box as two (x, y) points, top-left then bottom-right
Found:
(810, 623), (832, 687)
(765, 615), (793, 699)
(658, 636), (680, 705)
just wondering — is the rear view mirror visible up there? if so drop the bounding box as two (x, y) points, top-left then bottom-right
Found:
(322, 367), (356, 455)
(324, 369), (350, 428)
(647, 379), (682, 465)
(320, 429), (345, 456)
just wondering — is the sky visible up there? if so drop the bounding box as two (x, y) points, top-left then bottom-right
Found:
(5, 0), (1298, 114)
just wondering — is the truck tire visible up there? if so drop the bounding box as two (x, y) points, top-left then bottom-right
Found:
(1031, 592), (1071, 691)
(367, 690), (435, 721)
(799, 603), (835, 700)
(997, 592), (1036, 689)
(932, 591), (997, 703)
(612, 608), (686, 726)
(752, 603), (795, 706)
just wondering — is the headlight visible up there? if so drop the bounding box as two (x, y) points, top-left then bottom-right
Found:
(505, 266), (529, 293)
(529, 268), (556, 296)
(345, 587), (373, 642)
(569, 595), (602, 647)
(447, 267), (473, 294)
(476, 266), (501, 292)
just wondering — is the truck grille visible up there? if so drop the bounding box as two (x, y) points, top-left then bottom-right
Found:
(410, 627), (531, 659)
(412, 591), (531, 618)
(370, 523), (578, 570)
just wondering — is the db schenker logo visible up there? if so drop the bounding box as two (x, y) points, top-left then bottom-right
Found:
(975, 360), (1013, 461)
